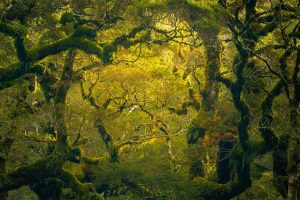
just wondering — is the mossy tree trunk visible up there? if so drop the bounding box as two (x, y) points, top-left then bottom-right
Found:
(202, 30), (235, 184)
(0, 138), (14, 199)
(186, 117), (206, 177)
(273, 135), (289, 198)
(183, 22), (223, 179)
(201, 30), (220, 112)
(217, 139), (235, 184)
(28, 49), (77, 200)
(94, 118), (119, 163)
(287, 51), (300, 200)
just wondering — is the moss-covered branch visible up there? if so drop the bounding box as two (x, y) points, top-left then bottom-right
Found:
(58, 169), (102, 200)
(0, 155), (62, 193)
(102, 24), (148, 63)
(0, 23), (149, 91)
(27, 37), (102, 63)
(0, 21), (26, 38)
(0, 37), (102, 91)
(191, 164), (251, 199)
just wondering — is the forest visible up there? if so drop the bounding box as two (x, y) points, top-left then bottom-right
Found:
(0, 0), (299, 199)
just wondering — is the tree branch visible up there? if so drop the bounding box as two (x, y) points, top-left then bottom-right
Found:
(26, 37), (103, 63)
(0, 21), (26, 38)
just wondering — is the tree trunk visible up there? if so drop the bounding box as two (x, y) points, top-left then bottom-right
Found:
(0, 138), (14, 199)
(187, 116), (206, 177)
(94, 118), (119, 163)
(287, 108), (299, 200)
(287, 138), (299, 200)
(217, 139), (235, 183)
(273, 135), (289, 199)
(166, 136), (175, 170)
(201, 30), (220, 112)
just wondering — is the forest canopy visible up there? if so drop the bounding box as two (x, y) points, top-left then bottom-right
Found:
(0, 0), (299, 199)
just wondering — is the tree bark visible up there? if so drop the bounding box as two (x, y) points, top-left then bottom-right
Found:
(94, 118), (119, 163)
(217, 139), (235, 184)
(0, 138), (14, 199)
(273, 135), (289, 198)
(287, 108), (299, 200)
(201, 30), (220, 112)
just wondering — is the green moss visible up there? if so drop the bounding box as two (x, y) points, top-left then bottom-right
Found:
(185, 1), (221, 32)
(81, 157), (102, 165)
(58, 169), (99, 199)
(134, 1), (168, 16)
(102, 44), (117, 64)
(190, 17), (220, 32)
(27, 37), (103, 62)
(0, 21), (27, 38)
(60, 12), (75, 25)
(73, 25), (97, 39)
